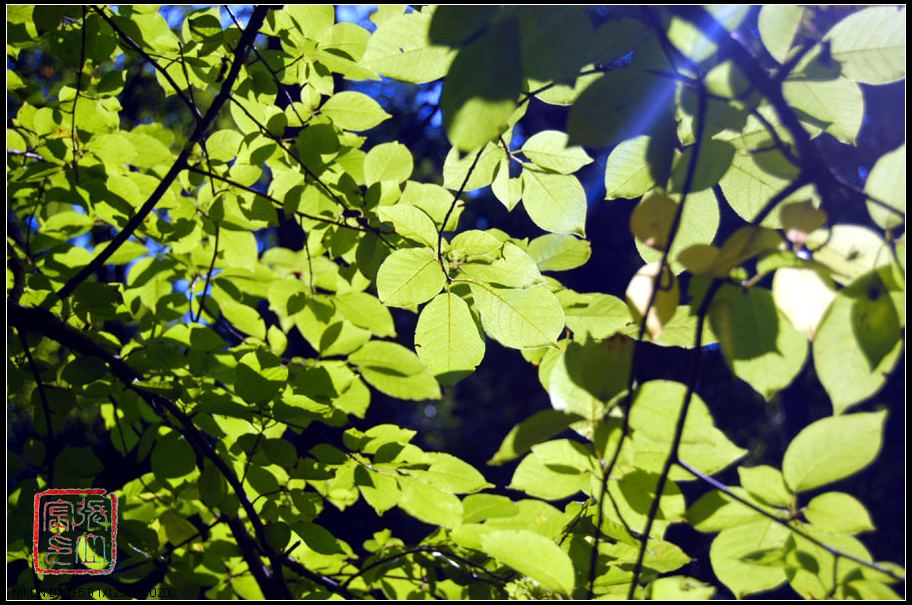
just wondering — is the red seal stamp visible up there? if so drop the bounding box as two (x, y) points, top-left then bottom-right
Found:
(33, 489), (118, 575)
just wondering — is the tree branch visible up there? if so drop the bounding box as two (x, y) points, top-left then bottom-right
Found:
(676, 7), (904, 223)
(589, 70), (710, 600)
(625, 177), (812, 598)
(8, 301), (361, 599)
(56, 7), (270, 301)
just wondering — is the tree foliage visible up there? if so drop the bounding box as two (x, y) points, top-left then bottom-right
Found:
(7, 5), (906, 600)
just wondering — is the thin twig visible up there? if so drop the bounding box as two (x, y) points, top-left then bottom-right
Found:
(186, 166), (370, 232)
(91, 5), (200, 119)
(678, 460), (903, 582)
(177, 40), (217, 197)
(588, 67), (710, 601)
(437, 147), (484, 277)
(7, 149), (43, 160)
(16, 328), (55, 485)
(340, 545), (506, 591)
(70, 7), (87, 182)
(625, 177), (810, 598)
(56, 8), (269, 301)
(224, 6), (307, 128)
(519, 66), (612, 105)
(193, 224), (220, 322)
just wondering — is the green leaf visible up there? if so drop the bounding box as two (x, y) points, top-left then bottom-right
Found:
(517, 6), (593, 83)
(378, 204), (439, 249)
(844, 580), (903, 600)
(625, 262), (679, 340)
(160, 510), (199, 546)
(630, 380), (746, 478)
(782, 77), (864, 145)
(488, 409), (582, 466)
(649, 576), (716, 600)
(782, 410), (887, 492)
(349, 340), (441, 401)
(718, 150), (801, 226)
(630, 190), (677, 251)
(449, 229), (505, 259)
(509, 451), (589, 500)
(864, 144), (905, 230)
(457, 242), (542, 288)
(356, 467), (400, 515)
(600, 537), (691, 575)
(480, 529), (575, 595)
(804, 492), (875, 535)
(362, 11), (456, 83)
(284, 5), (335, 40)
(521, 169), (586, 236)
(400, 181), (464, 229)
(687, 488), (767, 533)
(559, 291), (632, 341)
(40, 210), (94, 239)
(443, 142), (503, 191)
(710, 520), (790, 598)
(806, 225), (892, 286)
(532, 439), (595, 472)
(216, 294), (267, 340)
(206, 129), (243, 163)
(527, 234), (591, 272)
(785, 527), (879, 599)
(772, 267), (836, 340)
(644, 304), (717, 348)
(710, 226), (783, 277)
(333, 291), (396, 338)
(548, 338), (632, 429)
(604, 135), (672, 200)
(235, 350), (288, 405)
(667, 6), (749, 63)
(321, 91), (391, 131)
(428, 6), (497, 45)
(669, 140), (736, 194)
(758, 5), (804, 63)
(823, 6), (906, 85)
(709, 285), (808, 400)
(813, 270), (902, 413)
(492, 157), (523, 210)
(440, 18), (522, 151)
(199, 460), (227, 507)
(151, 431), (196, 481)
(376, 247), (446, 307)
(737, 465), (792, 508)
(409, 452), (492, 494)
(607, 470), (686, 537)
(468, 281), (565, 349)
(414, 292), (485, 383)
(462, 494), (518, 523)
(398, 475), (463, 528)
(76, 533), (111, 571)
(568, 70), (676, 149)
(364, 141), (413, 184)
(263, 438), (297, 468)
(521, 130), (592, 175)
(85, 132), (137, 166)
